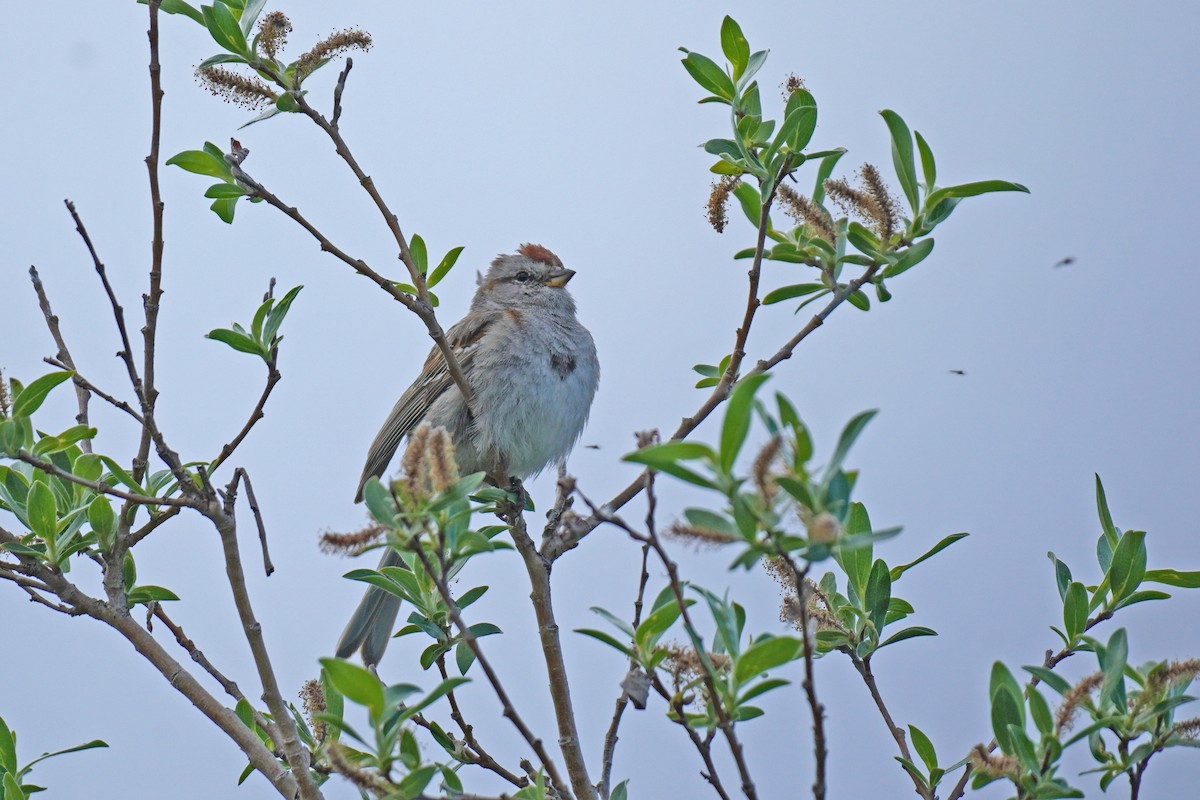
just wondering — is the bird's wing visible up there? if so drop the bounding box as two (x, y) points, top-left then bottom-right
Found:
(354, 311), (498, 501)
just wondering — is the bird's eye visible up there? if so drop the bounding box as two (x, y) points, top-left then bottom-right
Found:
(514, 271), (531, 283)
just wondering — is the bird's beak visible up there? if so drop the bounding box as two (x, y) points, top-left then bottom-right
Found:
(544, 268), (576, 288)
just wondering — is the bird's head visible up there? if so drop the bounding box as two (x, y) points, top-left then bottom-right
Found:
(471, 244), (577, 315)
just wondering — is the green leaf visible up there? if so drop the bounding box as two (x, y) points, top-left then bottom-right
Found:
(825, 409), (877, 482)
(1028, 686), (1054, 735)
(0, 716), (16, 773)
(879, 626), (937, 649)
(990, 685), (1023, 755)
(396, 765), (438, 798)
(881, 238), (935, 279)
(1023, 665), (1072, 695)
(1049, 552), (1073, 601)
(139, 0), (206, 25)
(26, 480), (57, 541)
(909, 724), (938, 772)
(574, 629), (633, 658)
(611, 780), (629, 800)
(4, 771), (23, 800)
(202, 1), (249, 55)
(811, 149), (847, 206)
(680, 51), (735, 100)
(732, 180), (763, 226)
(1098, 628), (1128, 710)
(763, 283), (824, 306)
(719, 16), (750, 80)
(319, 657), (384, 718)
(719, 373), (771, 472)
(1063, 581), (1088, 641)
(879, 109), (919, 213)
(914, 130), (936, 190)
(428, 246), (465, 288)
(12, 372), (73, 418)
(98, 456), (143, 494)
(127, 585), (181, 605)
(771, 89), (818, 156)
(166, 148), (231, 180)
(864, 559), (891, 634)
(362, 479), (398, 527)
(1144, 568), (1200, 588)
(455, 641), (476, 675)
(889, 532), (968, 580)
(210, 196), (239, 224)
(925, 180), (1030, 208)
(1113, 589), (1169, 609)
(733, 636), (802, 685)
(263, 285), (303, 346)
(410, 234), (429, 276)
(1108, 530), (1147, 602)
(400, 677), (470, 721)
(203, 183), (246, 198)
(206, 328), (264, 357)
(239, 0), (268, 35)
(635, 597), (691, 653)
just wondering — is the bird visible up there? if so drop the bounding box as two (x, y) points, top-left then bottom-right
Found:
(336, 243), (600, 667)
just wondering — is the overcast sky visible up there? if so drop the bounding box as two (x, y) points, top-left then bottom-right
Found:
(2, 2), (1198, 799)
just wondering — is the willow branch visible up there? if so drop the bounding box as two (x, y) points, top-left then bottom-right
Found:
(28, 266), (91, 446)
(407, 542), (570, 798)
(137, 0), (167, 487)
(210, 358), (281, 476)
(228, 157), (474, 409)
(434, 656), (528, 788)
(14, 450), (189, 507)
(503, 499), (594, 800)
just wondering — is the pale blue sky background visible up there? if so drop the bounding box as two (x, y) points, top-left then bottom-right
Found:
(2, 2), (1198, 798)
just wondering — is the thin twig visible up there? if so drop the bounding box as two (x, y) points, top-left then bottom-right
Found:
(651, 675), (733, 800)
(15, 450), (189, 507)
(407, 541), (571, 798)
(227, 468), (275, 576)
(778, 555), (829, 800)
(126, 506), (181, 547)
(28, 266), (91, 447)
(210, 359), (281, 476)
(576, 490), (758, 800)
(435, 656), (528, 788)
(43, 357), (145, 425)
(331, 57), (352, 129)
(230, 155), (475, 413)
(138, 0), (167, 488)
(597, 478), (656, 799)
(150, 605), (278, 739)
(64, 199), (142, 402)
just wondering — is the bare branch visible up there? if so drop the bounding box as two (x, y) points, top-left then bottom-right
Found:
(15, 449), (189, 507)
(150, 605), (278, 739)
(205, 498), (321, 799)
(225, 468), (275, 576)
(28, 266), (91, 447)
(229, 153), (476, 413)
(210, 359), (282, 476)
(44, 357), (145, 425)
(434, 655), (528, 788)
(331, 57), (352, 129)
(502, 496), (594, 800)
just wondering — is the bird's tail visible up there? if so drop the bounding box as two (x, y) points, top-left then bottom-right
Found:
(335, 547), (405, 667)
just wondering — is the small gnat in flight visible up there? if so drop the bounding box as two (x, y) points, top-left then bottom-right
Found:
(1053, 256), (1075, 268)
(948, 369), (966, 376)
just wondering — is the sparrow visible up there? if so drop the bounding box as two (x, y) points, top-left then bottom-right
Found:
(336, 244), (600, 666)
